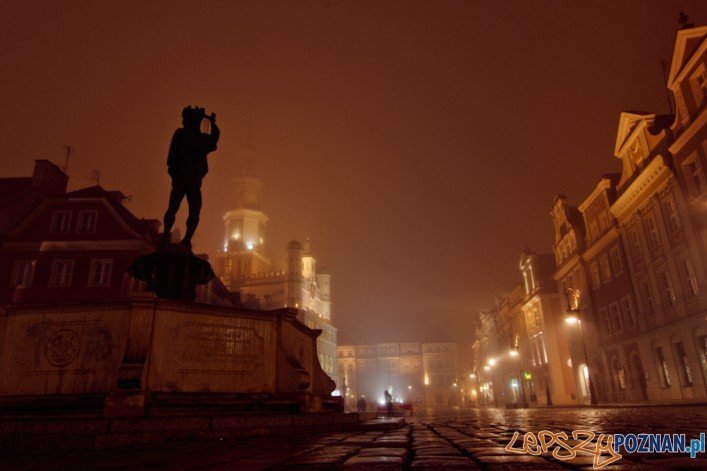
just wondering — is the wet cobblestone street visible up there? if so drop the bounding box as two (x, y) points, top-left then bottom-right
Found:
(2, 406), (706, 470)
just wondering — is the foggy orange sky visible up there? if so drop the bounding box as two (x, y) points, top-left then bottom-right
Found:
(1, 1), (706, 353)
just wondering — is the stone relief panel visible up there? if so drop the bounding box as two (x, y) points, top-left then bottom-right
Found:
(168, 322), (264, 374)
(13, 321), (114, 374)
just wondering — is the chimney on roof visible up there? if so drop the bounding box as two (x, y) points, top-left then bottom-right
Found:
(107, 190), (129, 205)
(31, 159), (68, 194)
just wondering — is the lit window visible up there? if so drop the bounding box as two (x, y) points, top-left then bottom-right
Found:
(77, 210), (97, 233)
(673, 341), (694, 387)
(612, 359), (626, 391)
(89, 259), (113, 286)
(656, 347), (671, 388)
(10, 260), (35, 288)
(50, 211), (71, 234)
(49, 260), (74, 287)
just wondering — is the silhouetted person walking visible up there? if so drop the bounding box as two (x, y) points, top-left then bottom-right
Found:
(357, 396), (367, 413)
(162, 106), (220, 250)
(384, 389), (394, 417)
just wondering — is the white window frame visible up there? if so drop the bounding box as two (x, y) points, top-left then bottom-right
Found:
(609, 246), (624, 276)
(678, 258), (699, 299)
(620, 296), (636, 329)
(50, 210), (72, 234)
(88, 259), (113, 287)
(599, 254), (612, 283)
(589, 262), (601, 289)
(656, 269), (677, 308)
(643, 212), (660, 247)
(49, 259), (75, 287)
(10, 260), (36, 288)
(609, 302), (623, 333)
(76, 210), (98, 233)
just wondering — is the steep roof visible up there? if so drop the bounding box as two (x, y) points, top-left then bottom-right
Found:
(64, 185), (159, 240)
(0, 178), (33, 208)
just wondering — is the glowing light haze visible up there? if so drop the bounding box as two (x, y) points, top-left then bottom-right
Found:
(1, 1), (705, 352)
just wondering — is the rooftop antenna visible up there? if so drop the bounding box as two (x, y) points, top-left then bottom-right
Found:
(89, 169), (101, 186)
(660, 59), (674, 114)
(61, 145), (73, 173)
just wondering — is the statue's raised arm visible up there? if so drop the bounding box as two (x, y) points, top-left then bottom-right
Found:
(162, 105), (220, 250)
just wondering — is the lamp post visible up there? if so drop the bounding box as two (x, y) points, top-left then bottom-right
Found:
(485, 359), (499, 407)
(509, 343), (528, 407)
(565, 288), (598, 406)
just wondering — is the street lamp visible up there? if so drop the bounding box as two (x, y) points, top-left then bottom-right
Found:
(484, 359), (499, 407)
(509, 342), (528, 407)
(565, 288), (598, 406)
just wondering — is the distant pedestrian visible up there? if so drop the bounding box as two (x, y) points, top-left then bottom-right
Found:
(357, 396), (367, 413)
(384, 389), (394, 417)
(546, 385), (553, 406)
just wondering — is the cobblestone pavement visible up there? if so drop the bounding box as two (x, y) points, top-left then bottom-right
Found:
(2, 406), (706, 470)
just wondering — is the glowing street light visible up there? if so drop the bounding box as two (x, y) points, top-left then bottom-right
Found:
(565, 287), (598, 406)
(487, 358), (496, 367)
(484, 365), (491, 372)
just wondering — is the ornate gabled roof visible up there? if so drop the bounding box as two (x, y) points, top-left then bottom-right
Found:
(614, 111), (655, 156)
(667, 25), (707, 88)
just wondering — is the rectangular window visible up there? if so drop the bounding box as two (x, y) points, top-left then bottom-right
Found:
(599, 308), (611, 335)
(686, 159), (706, 194)
(699, 335), (707, 381)
(589, 262), (601, 289)
(638, 280), (655, 316)
(609, 302), (623, 333)
(599, 254), (612, 283)
(10, 260), (36, 288)
(609, 246), (624, 275)
(628, 225), (642, 260)
(661, 197), (681, 234)
(49, 260), (74, 287)
(50, 211), (71, 234)
(679, 258), (699, 299)
(657, 270), (677, 307)
(643, 213), (660, 247)
(89, 259), (113, 286)
(77, 210), (97, 233)
(620, 296), (636, 329)
(656, 347), (672, 388)
(674, 341), (694, 387)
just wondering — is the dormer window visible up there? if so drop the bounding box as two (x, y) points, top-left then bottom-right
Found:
(50, 211), (71, 234)
(77, 210), (97, 233)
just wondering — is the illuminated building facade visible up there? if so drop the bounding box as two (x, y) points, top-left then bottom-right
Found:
(548, 25), (707, 404)
(470, 252), (575, 407)
(336, 341), (459, 409)
(213, 167), (338, 389)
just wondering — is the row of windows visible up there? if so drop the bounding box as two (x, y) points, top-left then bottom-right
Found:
(10, 259), (113, 288)
(655, 336), (705, 389)
(589, 246), (624, 289)
(598, 297), (636, 336)
(626, 196), (682, 261)
(637, 258), (699, 315)
(51, 210), (97, 234)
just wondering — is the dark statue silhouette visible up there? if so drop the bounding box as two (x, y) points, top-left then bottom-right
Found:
(127, 106), (219, 301)
(163, 105), (220, 249)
